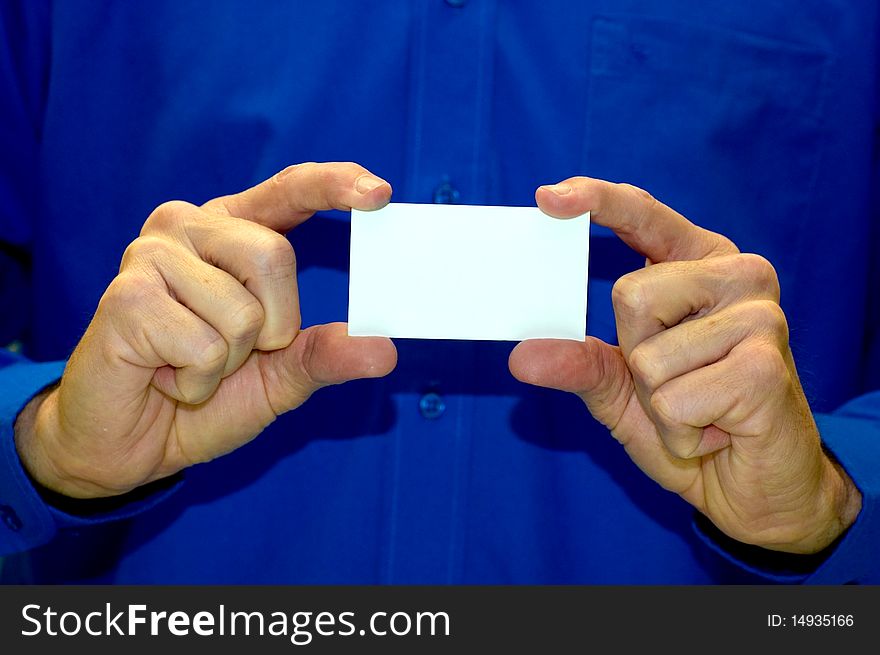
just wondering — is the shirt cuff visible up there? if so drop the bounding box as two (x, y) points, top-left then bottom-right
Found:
(692, 402), (880, 584)
(0, 359), (181, 556)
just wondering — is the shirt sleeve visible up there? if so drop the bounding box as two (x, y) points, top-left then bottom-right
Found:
(0, 352), (65, 553)
(0, 351), (183, 556)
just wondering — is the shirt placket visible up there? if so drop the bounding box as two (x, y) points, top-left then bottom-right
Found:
(383, 0), (495, 583)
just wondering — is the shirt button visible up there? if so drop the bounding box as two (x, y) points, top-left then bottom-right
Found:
(0, 504), (23, 532)
(445, 0), (467, 7)
(419, 392), (447, 420)
(433, 180), (460, 204)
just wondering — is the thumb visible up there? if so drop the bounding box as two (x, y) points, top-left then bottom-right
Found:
(264, 322), (397, 413)
(509, 337), (633, 430)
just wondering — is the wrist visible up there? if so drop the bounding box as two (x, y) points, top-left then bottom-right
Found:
(786, 454), (862, 554)
(822, 453), (862, 541)
(13, 386), (98, 499)
(13, 386), (61, 489)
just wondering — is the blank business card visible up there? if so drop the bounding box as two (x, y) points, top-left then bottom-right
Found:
(348, 203), (589, 341)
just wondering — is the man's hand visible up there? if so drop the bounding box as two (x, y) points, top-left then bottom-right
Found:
(509, 178), (862, 554)
(15, 162), (397, 499)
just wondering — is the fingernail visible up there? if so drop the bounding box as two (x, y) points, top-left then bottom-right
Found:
(356, 175), (384, 194)
(544, 184), (572, 196)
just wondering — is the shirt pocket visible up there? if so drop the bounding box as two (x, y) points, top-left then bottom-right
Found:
(583, 15), (831, 311)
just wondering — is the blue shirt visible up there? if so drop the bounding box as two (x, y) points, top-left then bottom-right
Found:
(1, 0), (879, 583)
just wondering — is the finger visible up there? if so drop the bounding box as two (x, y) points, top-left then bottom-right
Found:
(203, 162), (393, 232)
(535, 177), (738, 263)
(509, 337), (702, 496)
(181, 214), (299, 351)
(612, 253), (781, 358)
(105, 276), (228, 404)
(628, 299), (789, 393)
(649, 338), (790, 459)
(140, 205), (300, 352)
(509, 337), (633, 430)
(261, 322), (398, 414)
(127, 237), (267, 377)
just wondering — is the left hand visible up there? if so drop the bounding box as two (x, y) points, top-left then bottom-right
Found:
(509, 177), (862, 554)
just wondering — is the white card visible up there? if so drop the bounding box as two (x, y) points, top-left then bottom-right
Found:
(348, 203), (589, 341)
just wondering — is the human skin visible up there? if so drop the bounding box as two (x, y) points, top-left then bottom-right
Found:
(14, 166), (861, 555)
(509, 178), (862, 555)
(14, 162), (398, 499)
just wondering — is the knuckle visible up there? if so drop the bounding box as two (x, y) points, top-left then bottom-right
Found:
(612, 275), (648, 316)
(194, 335), (229, 374)
(121, 235), (170, 269)
(315, 163), (341, 187)
(618, 183), (659, 215)
(272, 163), (311, 186)
(649, 393), (699, 459)
(227, 300), (265, 344)
(250, 233), (296, 278)
(628, 344), (663, 389)
(176, 378), (219, 407)
(750, 300), (789, 343)
(277, 161), (334, 187)
(101, 273), (159, 313)
(744, 342), (789, 386)
(710, 234), (739, 256)
(618, 182), (655, 204)
(737, 253), (780, 299)
(665, 436), (697, 460)
(650, 389), (679, 426)
(259, 323), (299, 351)
(142, 200), (192, 235)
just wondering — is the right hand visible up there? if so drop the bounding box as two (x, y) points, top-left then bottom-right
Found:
(14, 162), (397, 499)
